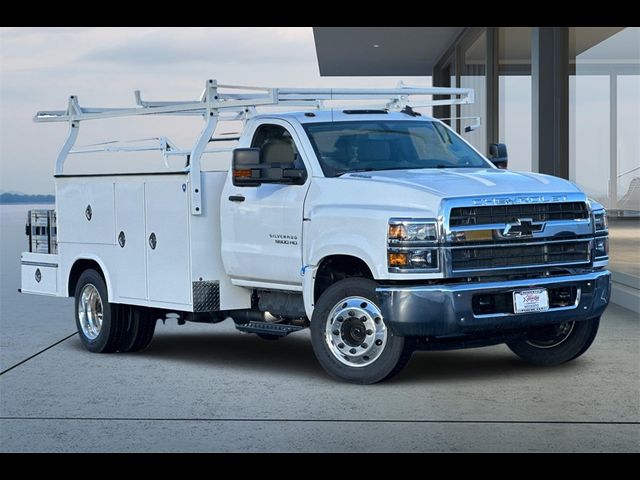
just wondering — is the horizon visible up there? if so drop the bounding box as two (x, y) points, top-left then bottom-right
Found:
(0, 27), (429, 195)
(1, 27), (637, 202)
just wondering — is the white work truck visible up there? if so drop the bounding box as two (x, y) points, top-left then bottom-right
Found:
(22, 80), (611, 383)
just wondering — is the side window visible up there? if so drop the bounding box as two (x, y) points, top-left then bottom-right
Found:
(250, 124), (304, 169)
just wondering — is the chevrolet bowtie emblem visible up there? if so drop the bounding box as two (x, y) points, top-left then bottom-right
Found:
(502, 218), (545, 238)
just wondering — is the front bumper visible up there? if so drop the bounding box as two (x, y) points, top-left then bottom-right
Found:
(377, 270), (611, 337)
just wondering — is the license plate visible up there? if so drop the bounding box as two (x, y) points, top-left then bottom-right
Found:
(513, 288), (549, 313)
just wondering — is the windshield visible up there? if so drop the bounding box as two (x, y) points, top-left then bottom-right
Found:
(303, 120), (490, 177)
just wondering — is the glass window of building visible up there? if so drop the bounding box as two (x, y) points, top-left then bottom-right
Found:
(498, 27), (532, 172)
(569, 27), (640, 279)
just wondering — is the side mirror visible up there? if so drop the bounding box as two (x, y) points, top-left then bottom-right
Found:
(232, 148), (262, 186)
(232, 148), (307, 187)
(488, 143), (508, 169)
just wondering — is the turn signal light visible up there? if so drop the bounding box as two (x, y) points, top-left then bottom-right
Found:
(388, 252), (409, 267)
(233, 169), (252, 178)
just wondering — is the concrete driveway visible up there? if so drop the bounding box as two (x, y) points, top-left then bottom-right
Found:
(1, 295), (638, 452)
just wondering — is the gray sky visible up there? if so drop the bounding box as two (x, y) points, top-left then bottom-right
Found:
(0, 27), (428, 194)
(2, 27), (637, 203)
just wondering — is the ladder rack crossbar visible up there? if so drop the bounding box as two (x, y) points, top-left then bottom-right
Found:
(34, 82), (473, 123)
(36, 79), (475, 216)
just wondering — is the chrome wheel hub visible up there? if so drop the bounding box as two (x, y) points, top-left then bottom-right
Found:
(78, 283), (103, 340)
(526, 321), (575, 349)
(325, 296), (387, 367)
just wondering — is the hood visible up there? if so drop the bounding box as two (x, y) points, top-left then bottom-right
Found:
(340, 168), (583, 198)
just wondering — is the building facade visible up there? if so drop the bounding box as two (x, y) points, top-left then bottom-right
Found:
(314, 27), (640, 311)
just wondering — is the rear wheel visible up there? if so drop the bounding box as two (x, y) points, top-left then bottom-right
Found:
(119, 306), (157, 352)
(74, 269), (156, 353)
(74, 269), (125, 353)
(507, 317), (600, 366)
(311, 278), (413, 384)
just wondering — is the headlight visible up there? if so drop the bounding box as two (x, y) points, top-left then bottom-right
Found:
(594, 237), (609, 258)
(388, 219), (439, 272)
(388, 219), (438, 243)
(593, 210), (608, 232)
(591, 209), (608, 261)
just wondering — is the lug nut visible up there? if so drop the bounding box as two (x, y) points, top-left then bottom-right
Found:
(366, 329), (373, 335)
(374, 317), (381, 324)
(361, 343), (368, 349)
(375, 339), (383, 346)
(338, 343), (345, 349)
(332, 330), (340, 336)
(360, 316), (367, 321)
(348, 310), (355, 317)
(336, 316), (344, 322)
(363, 356), (370, 361)
(349, 348), (357, 354)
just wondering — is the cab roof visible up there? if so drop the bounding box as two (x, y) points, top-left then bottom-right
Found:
(251, 109), (438, 124)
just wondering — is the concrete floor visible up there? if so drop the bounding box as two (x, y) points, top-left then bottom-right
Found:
(1, 205), (639, 452)
(609, 220), (640, 278)
(1, 302), (638, 452)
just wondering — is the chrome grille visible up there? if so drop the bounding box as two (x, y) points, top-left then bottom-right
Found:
(451, 240), (591, 271)
(449, 202), (588, 227)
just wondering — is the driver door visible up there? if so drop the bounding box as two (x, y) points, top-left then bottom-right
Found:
(221, 120), (310, 289)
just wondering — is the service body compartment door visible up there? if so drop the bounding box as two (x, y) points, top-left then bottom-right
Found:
(21, 252), (59, 296)
(145, 179), (191, 305)
(115, 181), (147, 301)
(56, 180), (115, 245)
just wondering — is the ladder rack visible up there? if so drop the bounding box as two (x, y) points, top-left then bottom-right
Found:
(36, 79), (474, 215)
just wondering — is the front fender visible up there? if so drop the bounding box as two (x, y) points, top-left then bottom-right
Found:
(303, 211), (386, 319)
(304, 217), (385, 280)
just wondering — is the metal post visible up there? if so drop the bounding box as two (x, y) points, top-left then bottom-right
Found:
(609, 71), (618, 210)
(486, 27), (500, 150)
(532, 27), (569, 178)
(189, 80), (219, 215)
(54, 96), (81, 175)
(454, 44), (462, 134)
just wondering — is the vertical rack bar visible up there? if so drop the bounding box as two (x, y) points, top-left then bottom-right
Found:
(54, 95), (81, 175)
(189, 80), (219, 215)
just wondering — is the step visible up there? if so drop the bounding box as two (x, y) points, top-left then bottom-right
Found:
(235, 321), (306, 337)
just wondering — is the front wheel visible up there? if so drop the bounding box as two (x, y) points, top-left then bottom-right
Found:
(310, 278), (413, 384)
(507, 317), (600, 366)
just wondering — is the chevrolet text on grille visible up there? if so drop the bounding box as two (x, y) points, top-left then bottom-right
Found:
(470, 195), (569, 206)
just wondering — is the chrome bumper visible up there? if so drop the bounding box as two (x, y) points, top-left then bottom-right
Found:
(376, 270), (611, 337)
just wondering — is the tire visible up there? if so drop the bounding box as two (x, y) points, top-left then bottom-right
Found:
(507, 316), (600, 366)
(310, 277), (413, 384)
(119, 306), (157, 352)
(74, 269), (126, 353)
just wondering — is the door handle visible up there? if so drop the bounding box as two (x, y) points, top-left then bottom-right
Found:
(149, 232), (157, 250)
(228, 195), (245, 202)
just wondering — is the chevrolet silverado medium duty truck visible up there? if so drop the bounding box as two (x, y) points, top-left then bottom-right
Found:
(21, 80), (610, 384)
